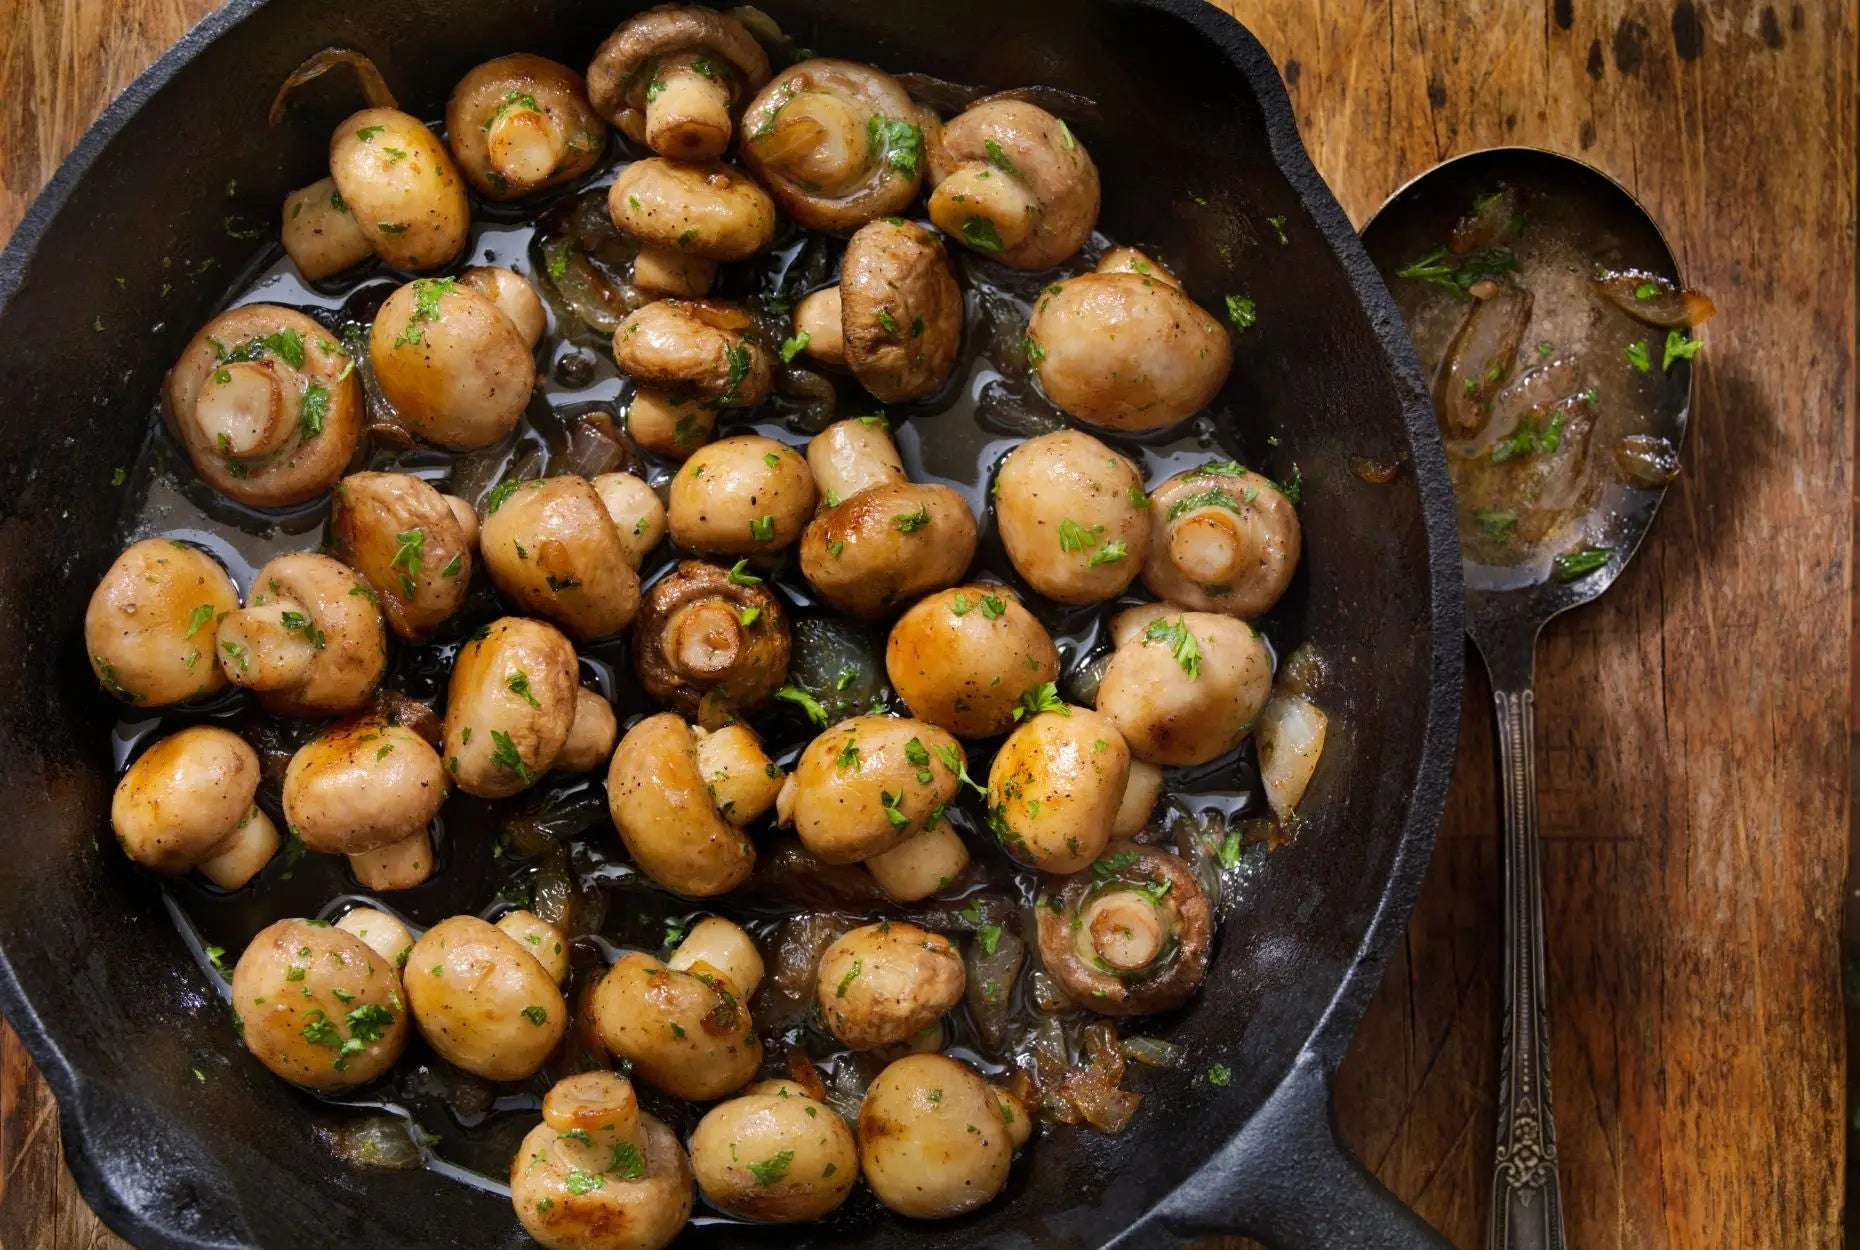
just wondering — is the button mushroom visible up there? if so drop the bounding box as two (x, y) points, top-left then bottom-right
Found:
(371, 271), (541, 450)
(445, 55), (606, 201)
(615, 299), (769, 423)
(993, 429), (1152, 603)
(1114, 760), (1164, 837)
(496, 909), (571, 983)
(280, 178), (371, 281)
(330, 472), (476, 642)
(587, 951), (762, 1101)
(405, 915), (568, 1080)
(164, 306), (362, 508)
(555, 688), (619, 774)
(1034, 839), (1214, 1016)
(1144, 462), (1302, 619)
(479, 475), (642, 640)
(1094, 604), (1272, 766)
(664, 916), (763, 996)
(586, 5), (771, 160)
(215, 553), (388, 717)
(797, 420), (977, 619)
(328, 108), (471, 272)
(927, 97), (1099, 269)
(632, 559), (789, 727)
(110, 726), (279, 888)
(667, 435), (815, 556)
(592, 471), (668, 567)
(986, 706), (1130, 873)
(230, 917), (410, 1090)
(884, 584), (1061, 739)
(858, 1053), (1013, 1219)
(1025, 247), (1231, 432)
(86, 539), (240, 707)
(778, 715), (966, 865)
(441, 616), (581, 798)
(739, 59), (925, 234)
(511, 1072), (694, 1250)
(815, 921), (964, 1050)
(607, 158), (777, 298)
(863, 822), (970, 903)
(792, 218), (963, 403)
(606, 713), (781, 896)
(282, 717), (449, 892)
(336, 906), (415, 974)
(690, 1086), (857, 1222)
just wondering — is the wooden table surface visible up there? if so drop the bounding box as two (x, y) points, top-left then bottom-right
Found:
(1, 1), (1852, 1247)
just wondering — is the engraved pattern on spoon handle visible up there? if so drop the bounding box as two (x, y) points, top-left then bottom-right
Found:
(1486, 683), (1566, 1250)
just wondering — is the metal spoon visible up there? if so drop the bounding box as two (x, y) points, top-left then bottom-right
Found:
(1361, 147), (1699, 1250)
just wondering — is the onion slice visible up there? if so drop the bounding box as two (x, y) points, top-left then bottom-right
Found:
(1593, 269), (1716, 329)
(1255, 693), (1329, 821)
(269, 47), (399, 127)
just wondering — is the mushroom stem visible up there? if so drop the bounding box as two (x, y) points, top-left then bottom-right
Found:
(645, 56), (735, 159)
(666, 600), (744, 678)
(627, 389), (716, 461)
(634, 245), (717, 298)
(194, 363), (290, 459)
(755, 93), (866, 191)
(1080, 890), (1167, 971)
(793, 286), (845, 364)
(347, 827), (434, 892)
(930, 167), (1037, 253)
(1167, 509), (1253, 588)
(486, 104), (565, 187)
(806, 418), (905, 505)
(444, 494), (480, 549)
(667, 917), (765, 997)
(543, 1071), (646, 1164)
(196, 805), (282, 890)
(691, 724), (782, 828)
(217, 600), (318, 694)
(281, 179), (372, 280)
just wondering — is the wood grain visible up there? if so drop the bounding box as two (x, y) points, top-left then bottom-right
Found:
(0, 2), (1851, 1248)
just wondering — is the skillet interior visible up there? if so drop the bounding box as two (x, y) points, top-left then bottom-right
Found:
(0, 0), (1460, 1245)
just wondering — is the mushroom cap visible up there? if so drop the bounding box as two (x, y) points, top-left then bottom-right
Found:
(606, 712), (757, 896)
(371, 276), (538, 450)
(86, 538), (240, 707)
(668, 435), (817, 556)
(815, 921), (965, 1050)
(797, 482), (978, 619)
(511, 1111), (694, 1250)
(993, 428), (1153, 604)
(231, 918), (410, 1090)
(632, 559), (790, 728)
(328, 107), (471, 271)
(608, 159), (777, 262)
(612, 299), (770, 407)
(445, 55), (606, 201)
(163, 305), (363, 508)
(587, 4), (771, 125)
(479, 475), (642, 640)
(282, 718), (449, 856)
(1144, 465), (1302, 618)
(442, 616), (580, 798)
(588, 951), (763, 1100)
(1095, 608), (1271, 766)
(111, 726), (261, 874)
(690, 1092), (858, 1222)
(884, 584), (1061, 738)
(784, 715), (966, 864)
(281, 177), (372, 281)
(235, 553), (389, 717)
(839, 219), (964, 403)
(330, 472), (475, 641)
(930, 97), (1099, 269)
(405, 915), (568, 1081)
(986, 706), (1131, 873)
(857, 1053), (1013, 1219)
(1033, 839), (1213, 1015)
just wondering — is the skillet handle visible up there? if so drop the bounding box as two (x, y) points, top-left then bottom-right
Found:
(1140, 1051), (1451, 1250)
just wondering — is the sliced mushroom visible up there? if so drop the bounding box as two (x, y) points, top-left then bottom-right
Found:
(86, 539), (240, 707)
(928, 97), (1099, 269)
(330, 472), (475, 641)
(815, 921), (965, 1049)
(986, 706), (1129, 872)
(1034, 840), (1213, 1015)
(607, 159), (777, 297)
(588, 951), (762, 1100)
(779, 715), (965, 864)
(111, 726), (279, 888)
(479, 475), (642, 640)
(1026, 247), (1231, 432)
(164, 306), (363, 508)
(282, 717), (448, 891)
(216, 553), (388, 717)
(994, 429), (1152, 603)
(1144, 464), (1302, 618)
(592, 471), (668, 567)
(667, 435), (815, 556)
(607, 713), (778, 896)
(633, 559), (789, 727)
(371, 272), (540, 450)
(445, 55), (606, 200)
(587, 5), (771, 160)
(231, 918), (409, 1089)
(405, 915), (568, 1080)
(1095, 606), (1271, 767)
(281, 177), (371, 281)
(884, 584), (1060, 738)
(740, 59), (924, 233)
(328, 108), (470, 272)
(797, 218), (963, 403)
(441, 616), (580, 798)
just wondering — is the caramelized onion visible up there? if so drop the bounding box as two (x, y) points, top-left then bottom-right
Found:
(316, 1115), (425, 1170)
(1594, 269), (1716, 328)
(269, 47), (399, 127)
(1349, 455), (1400, 484)
(1435, 282), (1533, 438)
(1612, 434), (1681, 488)
(1449, 186), (1522, 255)
(963, 923), (1026, 1052)
(1054, 1021), (1141, 1134)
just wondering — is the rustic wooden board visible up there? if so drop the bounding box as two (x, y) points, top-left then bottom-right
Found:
(0, 2), (1851, 1248)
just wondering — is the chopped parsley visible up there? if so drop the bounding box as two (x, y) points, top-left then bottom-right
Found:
(1625, 339), (1653, 372)
(893, 505), (931, 533)
(183, 603), (216, 641)
(1551, 546), (1613, 582)
(836, 958), (862, 998)
(880, 789), (909, 829)
(1225, 294), (1257, 331)
(773, 685), (828, 726)
(865, 115), (923, 178)
(1208, 1063), (1232, 1088)
(521, 1005), (548, 1026)
(609, 1142), (646, 1180)
(962, 217), (1004, 253)
(748, 1149), (795, 1186)
(484, 478), (522, 513)
(1662, 329), (1703, 371)
(979, 593), (1006, 620)
(1087, 540), (1127, 567)
(727, 559), (762, 585)
(1013, 682), (1068, 721)
(1392, 246), (1519, 300)
(489, 729), (535, 783)
(749, 514), (776, 542)
(1058, 517), (1105, 554)
(978, 924), (1002, 956)
(779, 330), (810, 362)
(506, 671), (541, 708)
(393, 277), (456, 349)
(390, 527), (424, 596)
(1143, 616), (1202, 678)
(1166, 487), (1242, 522)
(1489, 410), (1568, 464)
(298, 382), (329, 440)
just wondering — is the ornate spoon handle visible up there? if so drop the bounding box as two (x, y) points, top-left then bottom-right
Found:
(1485, 673), (1567, 1250)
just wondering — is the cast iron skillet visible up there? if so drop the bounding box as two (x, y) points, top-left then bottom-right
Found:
(0, 0), (1462, 1245)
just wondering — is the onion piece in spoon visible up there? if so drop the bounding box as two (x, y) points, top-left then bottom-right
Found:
(1594, 268), (1717, 328)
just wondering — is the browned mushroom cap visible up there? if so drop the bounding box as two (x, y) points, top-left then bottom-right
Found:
(607, 713), (759, 896)
(740, 59), (924, 234)
(330, 472), (475, 642)
(479, 476), (642, 640)
(281, 178), (371, 281)
(445, 55), (607, 201)
(836, 219), (963, 403)
(282, 717), (448, 860)
(216, 553), (388, 717)
(86, 539), (241, 708)
(798, 482), (978, 619)
(371, 274), (539, 450)
(1144, 464), (1302, 618)
(608, 159), (777, 263)
(626, 390), (718, 461)
(1034, 840), (1213, 1015)
(442, 617), (580, 799)
(164, 306), (362, 508)
(613, 299), (771, 409)
(928, 97), (1099, 269)
(587, 4), (771, 159)
(633, 560), (789, 728)
(328, 108), (471, 272)
(110, 726), (279, 887)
